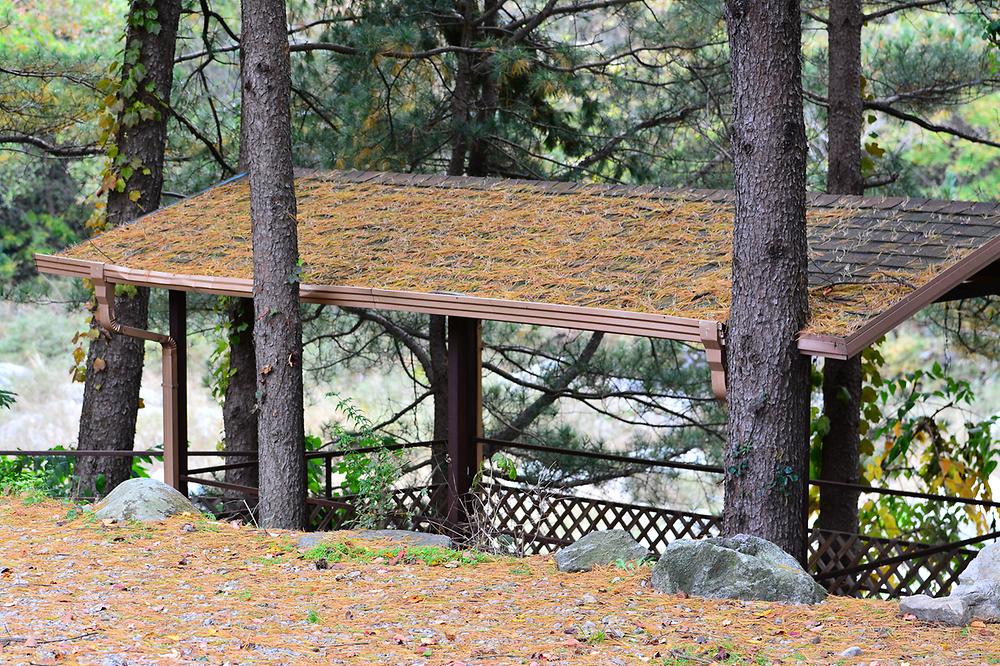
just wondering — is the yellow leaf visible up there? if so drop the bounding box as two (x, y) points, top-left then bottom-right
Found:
(128, 189), (141, 202)
(137, 397), (145, 409)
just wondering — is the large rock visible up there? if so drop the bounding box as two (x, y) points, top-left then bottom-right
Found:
(651, 534), (827, 604)
(900, 541), (1000, 625)
(93, 478), (199, 522)
(899, 594), (972, 626)
(899, 541), (1000, 626)
(554, 529), (649, 573)
(959, 541), (1000, 587)
(297, 529), (452, 551)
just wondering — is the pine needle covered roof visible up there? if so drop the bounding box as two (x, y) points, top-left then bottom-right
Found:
(39, 170), (1000, 357)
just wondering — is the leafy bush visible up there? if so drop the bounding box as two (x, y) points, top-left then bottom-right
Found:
(325, 397), (408, 530)
(858, 361), (999, 542)
(0, 450), (72, 499)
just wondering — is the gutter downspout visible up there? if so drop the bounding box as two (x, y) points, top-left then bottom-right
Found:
(699, 321), (727, 401)
(89, 264), (181, 490)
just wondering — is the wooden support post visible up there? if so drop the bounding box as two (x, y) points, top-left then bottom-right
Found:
(446, 316), (482, 525)
(168, 290), (188, 496)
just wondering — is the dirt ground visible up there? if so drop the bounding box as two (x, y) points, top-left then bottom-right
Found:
(0, 498), (996, 666)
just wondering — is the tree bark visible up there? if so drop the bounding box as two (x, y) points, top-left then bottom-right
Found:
(826, 0), (864, 197)
(73, 0), (181, 499)
(818, 356), (862, 533)
(818, 0), (864, 535)
(722, 0), (811, 562)
(223, 297), (260, 493)
(221, 41), (260, 499)
(429, 314), (449, 487)
(446, 1), (477, 175)
(242, 0), (306, 529)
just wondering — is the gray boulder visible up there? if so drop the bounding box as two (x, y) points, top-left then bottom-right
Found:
(900, 540), (1000, 625)
(899, 594), (972, 626)
(651, 534), (827, 604)
(960, 541), (1000, 586)
(297, 529), (452, 551)
(554, 529), (649, 573)
(952, 581), (1000, 623)
(93, 478), (200, 522)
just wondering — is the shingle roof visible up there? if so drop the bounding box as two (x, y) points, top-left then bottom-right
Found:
(39, 170), (1000, 355)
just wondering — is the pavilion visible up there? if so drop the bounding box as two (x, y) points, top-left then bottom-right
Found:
(34, 170), (1000, 548)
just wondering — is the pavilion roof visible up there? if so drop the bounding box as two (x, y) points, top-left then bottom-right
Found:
(36, 170), (1000, 358)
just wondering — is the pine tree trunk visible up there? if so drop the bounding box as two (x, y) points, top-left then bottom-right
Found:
(722, 0), (811, 562)
(818, 0), (864, 535)
(73, 0), (181, 499)
(221, 46), (260, 501)
(241, 0), (306, 529)
(223, 297), (260, 494)
(447, 1), (476, 175)
(818, 356), (861, 533)
(429, 315), (449, 488)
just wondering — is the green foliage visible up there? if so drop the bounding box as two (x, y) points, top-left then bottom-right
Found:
(852, 348), (999, 542)
(205, 297), (248, 401)
(0, 388), (15, 409)
(324, 397), (407, 530)
(0, 450), (73, 498)
(0, 446), (156, 501)
(302, 540), (492, 567)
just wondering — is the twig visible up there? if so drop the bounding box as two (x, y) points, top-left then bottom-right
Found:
(0, 631), (100, 647)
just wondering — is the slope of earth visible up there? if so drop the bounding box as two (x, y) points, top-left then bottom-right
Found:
(0, 498), (996, 666)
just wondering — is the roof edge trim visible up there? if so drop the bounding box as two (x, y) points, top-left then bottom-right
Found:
(34, 254), (717, 342)
(840, 234), (1000, 358)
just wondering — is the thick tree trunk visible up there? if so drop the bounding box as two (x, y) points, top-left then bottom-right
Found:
(223, 297), (260, 493)
(221, 44), (260, 500)
(242, 0), (306, 529)
(818, 357), (862, 533)
(722, 0), (811, 562)
(818, 0), (864, 534)
(73, 0), (181, 499)
(466, 0), (499, 177)
(826, 0), (864, 197)
(447, 1), (477, 175)
(429, 314), (449, 487)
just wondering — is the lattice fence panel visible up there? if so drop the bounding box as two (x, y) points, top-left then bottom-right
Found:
(306, 484), (447, 533)
(472, 484), (721, 555)
(303, 484), (980, 599)
(809, 529), (979, 598)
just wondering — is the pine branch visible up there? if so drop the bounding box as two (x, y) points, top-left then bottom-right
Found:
(0, 134), (100, 157)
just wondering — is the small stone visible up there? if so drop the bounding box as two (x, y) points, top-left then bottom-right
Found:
(839, 646), (863, 657)
(580, 593), (597, 605)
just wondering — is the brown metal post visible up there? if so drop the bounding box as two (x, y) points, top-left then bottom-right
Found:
(446, 316), (482, 525)
(168, 290), (188, 496)
(90, 264), (182, 491)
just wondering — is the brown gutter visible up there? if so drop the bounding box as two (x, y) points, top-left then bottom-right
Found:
(89, 263), (182, 490)
(37, 254), (716, 342)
